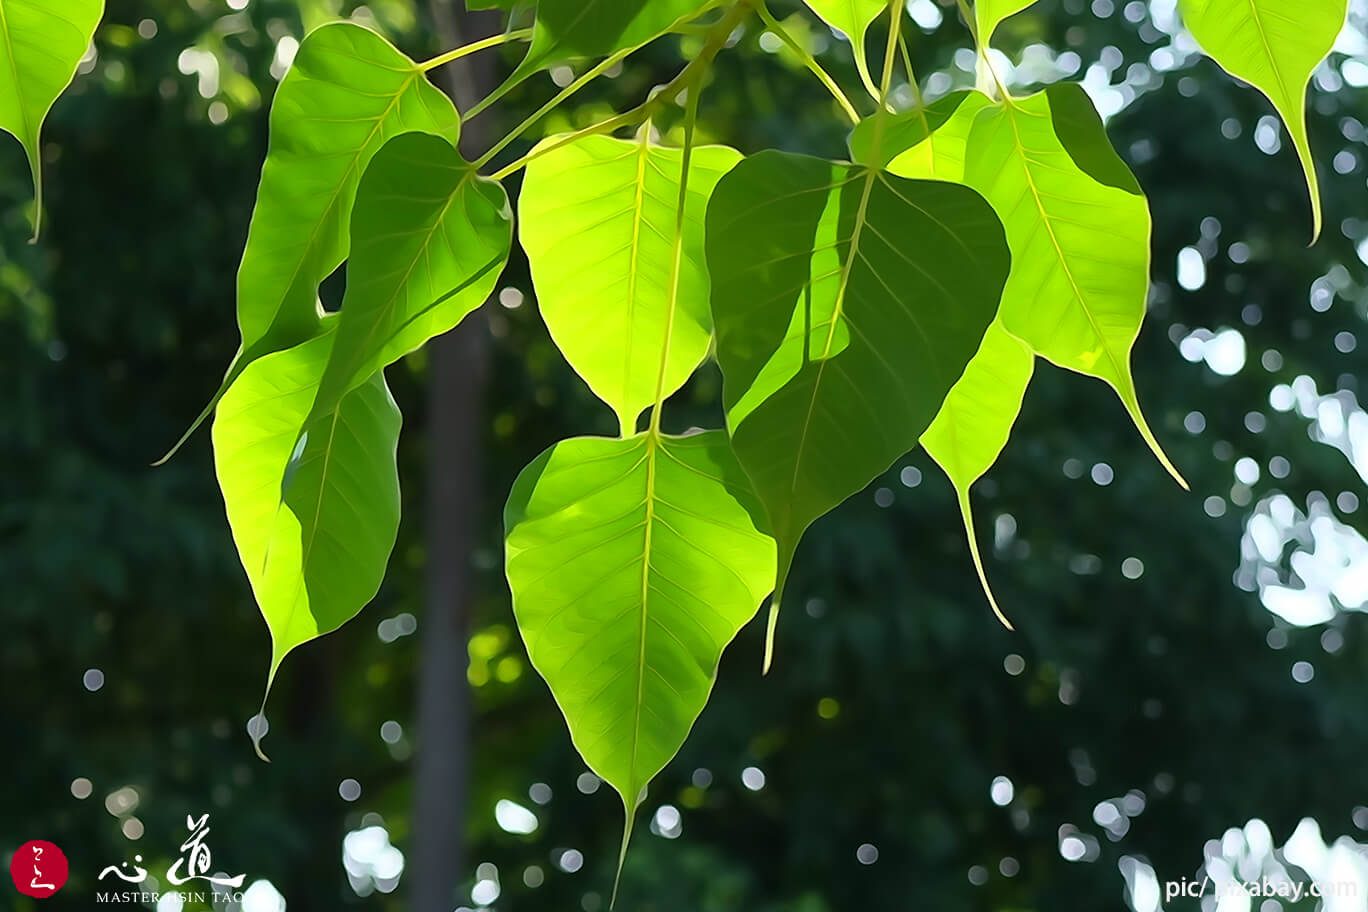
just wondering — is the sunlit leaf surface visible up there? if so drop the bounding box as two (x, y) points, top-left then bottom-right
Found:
(167, 22), (459, 459)
(0, 0), (103, 239)
(505, 430), (776, 868)
(213, 323), (401, 731)
(519, 132), (739, 433)
(963, 84), (1184, 487)
(1178, 0), (1347, 239)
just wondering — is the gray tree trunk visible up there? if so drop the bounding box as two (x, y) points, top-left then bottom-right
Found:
(412, 3), (499, 910)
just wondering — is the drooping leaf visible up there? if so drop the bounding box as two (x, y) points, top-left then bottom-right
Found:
(505, 430), (776, 882)
(962, 84), (1185, 487)
(508, 0), (713, 84)
(519, 131), (740, 433)
(706, 150), (1011, 667)
(1178, 0), (1346, 240)
(0, 0), (103, 239)
(973, 0), (1040, 47)
(307, 132), (512, 427)
(920, 322), (1033, 626)
(848, 89), (990, 174)
(161, 22), (460, 462)
(799, 0), (885, 93)
(212, 321), (402, 751)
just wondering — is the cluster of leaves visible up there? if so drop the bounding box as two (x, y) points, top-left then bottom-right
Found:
(1, 0), (1350, 895)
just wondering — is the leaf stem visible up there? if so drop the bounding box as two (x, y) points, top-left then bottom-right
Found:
(473, 46), (638, 169)
(486, 1), (755, 181)
(755, 3), (860, 124)
(418, 27), (532, 72)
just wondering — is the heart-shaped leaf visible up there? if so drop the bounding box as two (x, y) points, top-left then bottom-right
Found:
(1178, 0), (1347, 239)
(308, 132), (512, 426)
(505, 430), (776, 884)
(0, 0), (104, 239)
(974, 0), (1040, 47)
(163, 22), (460, 461)
(963, 84), (1185, 487)
(213, 322), (402, 754)
(706, 149), (1011, 667)
(519, 132), (740, 433)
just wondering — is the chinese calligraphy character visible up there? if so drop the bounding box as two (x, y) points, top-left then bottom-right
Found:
(165, 813), (244, 888)
(98, 854), (148, 883)
(29, 845), (55, 892)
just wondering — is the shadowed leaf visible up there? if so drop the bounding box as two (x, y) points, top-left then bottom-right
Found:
(706, 150), (1011, 668)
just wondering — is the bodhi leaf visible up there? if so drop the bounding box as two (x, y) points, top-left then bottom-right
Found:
(519, 131), (740, 434)
(706, 150), (1011, 669)
(0, 0), (103, 240)
(1177, 0), (1346, 240)
(848, 89), (990, 174)
(962, 83), (1186, 488)
(799, 0), (885, 94)
(508, 0), (713, 85)
(212, 321), (402, 756)
(973, 0), (1040, 47)
(505, 431), (776, 891)
(306, 132), (512, 427)
(920, 322), (1033, 626)
(161, 22), (460, 462)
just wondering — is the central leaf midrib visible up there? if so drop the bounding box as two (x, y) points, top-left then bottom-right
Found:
(1245, 0), (1292, 109)
(790, 164), (878, 496)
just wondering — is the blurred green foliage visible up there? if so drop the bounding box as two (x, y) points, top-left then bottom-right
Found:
(3, 0), (1368, 910)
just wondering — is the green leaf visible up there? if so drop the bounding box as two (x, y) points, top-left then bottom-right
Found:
(0, 0), (104, 240)
(799, 0), (885, 93)
(920, 321), (1033, 626)
(706, 150), (1011, 667)
(1178, 0), (1346, 239)
(212, 321), (402, 754)
(848, 89), (990, 174)
(308, 132), (512, 426)
(962, 84), (1185, 487)
(974, 0), (1040, 47)
(161, 22), (459, 463)
(505, 430), (776, 888)
(518, 131), (740, 434)
(509, 0), (713, 84)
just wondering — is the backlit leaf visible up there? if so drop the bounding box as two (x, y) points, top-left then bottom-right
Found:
(849, 89), (990, 175)
(0, 0), (103, 239)
(799, 0), (885, 93)
(212, 322), (402, 752)
(920, 322), (1033, 625)
(163, 22), (460, 461)
(1178, 0), (1346, 239)
(509, 0), (713, 84)
(519, 132), (740, 433)
(962, 84), (1185, 487)
(505, 430), (776, 880)
(308, 132), (512, 426)
(706, 150), (1011, 667)
(974, 0), (1040, 47)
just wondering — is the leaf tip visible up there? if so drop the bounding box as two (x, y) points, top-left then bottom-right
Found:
(610, 800), (638, 909)
(761, 600), (779, 676)
(958, 488), (1014, 631)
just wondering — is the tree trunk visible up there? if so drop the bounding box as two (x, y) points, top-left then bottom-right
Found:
(412, 3), (499, 910)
